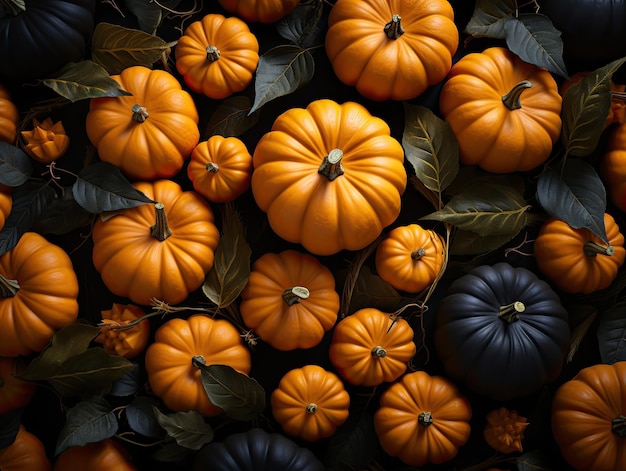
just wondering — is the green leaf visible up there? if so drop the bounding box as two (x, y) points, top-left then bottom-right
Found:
(421, 182), (531, 237)
(55, 397), (118, 456)
(349, 266), (405, 315)
(124, 0), (182, 34)
(72, 161), (156, 213)
(517, 449), (557, 470)
(25, 323), (100, 366)
(152, 408), (214, 451)
(323, 413), (378, 470)
(561, 57), (626, 157)
(91, 22), (175, 75)
(402, 103), (459, 195)
(204, 96), (260, 138)
(41, 60), (132, 102)
(32, 190), (93, 235)
(449, 229), (520, 256)
(0, 409), (22, 449)
(535, 159), (607, 242)
(465, 0), (516, 38)
(196, 363), (265, 421)
(0, 142), (33, 186)
(126, 397), (165, 439)
(597, 301), (626, 364)
(276, 0), (325, 48)
(250, 45), (315, 114)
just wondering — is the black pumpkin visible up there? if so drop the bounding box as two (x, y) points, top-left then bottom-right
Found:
(0, 0), (97, 81)
(434, 262), (570, 401)
(192, 428), (326, 471)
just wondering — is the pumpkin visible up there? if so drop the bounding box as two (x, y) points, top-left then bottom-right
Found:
(0, 232), (79, 357)
(144, 314), (251, 417)
(375, 224), (445, 293)
(533, 213), (626, 294)
(0, 425), (51, 471)
(271, 365), (350, 441)
(91, 179), (220, 306)
(0, 83), (18, 143)
(53, 439), (136, 471)
(187, 135), (253, 203)
(251, 99), (407, 256)
(434, 262), (570, 400)
(0, 184), (11, 232)
(552, 361), (626, 471)
(175, 13), (259, 100)
(193, 427), (326, 471)
(483, 407), (529, 454)
(85, 66), (200, 181)
(373, 370), (472, 467)
(602, 123), (626, 212)
(439, 46), (562, 174)
(20, 118), (70, 163)
(239, 249), (340, 351)
(217, 0), (299, 24)
(329, 308), (416, 387)
(0, 0), (96, 81)
(325, 0), (459, 101)
(94, 303), (150, 359)
(0, 356), (37, 414)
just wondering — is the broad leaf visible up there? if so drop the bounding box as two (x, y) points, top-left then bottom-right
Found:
(561, 57), (626, 157)
(517, 449), (558, 470)
(24, 323), (100, 366)
(152, 408), (214, 450)
(204, 96), (260, 138)
(55, 397), (117, 456)
(465, 0), (516, 38)
(126, 397), (166, 439)
(72, 161), (155, 213)
(597, 301), (626, 364)
(0, 409), (22, 449)
(276, 0), (325, 48)
(535, 159), (607, 242)
(450, 229), (521, 256)
(109, 362), (142, 397)
(41, 60), (132, 102)
(349, 266), (405, 315)
(0, 142), (33, 186)
(125, 0), (182, 34)
(250, 45), (315, 114)
(323, 413), (378, 470)
(32, 189), (93, 235)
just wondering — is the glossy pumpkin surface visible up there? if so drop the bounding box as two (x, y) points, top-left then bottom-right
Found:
(217, 0), (299, 23)
(552, 361), (626, 471)
(251, 99), (406, 256)
(94, 303), (150, 359)
(0, 232), (79, 357)
(534, 213), (626, 294)
(325, 0), (459, 101)
(187, 135), (253, 203)
(0, 357), (37, 414)
(0, 83), (18, 143)
(239, 250), (340, 351)
(373, 370), (472, 467)
(0, 425), (51, 471)
(20, 118), (70, 163)
(53, 438), (136, 471)
(434, 262), (570, 400)
(271, 365), (350, 441)
(439, 46), (562, 173)
(0, 184), (11, 232)
(602, 123), (626, 212)
(144, 315), (251, 417)
(329, 308), (416, 387)
(92, 179), (220, 306)
(85, 66), (200, 181)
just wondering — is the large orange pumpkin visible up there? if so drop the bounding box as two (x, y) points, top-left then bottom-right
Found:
(0, 184), (11, 232)
(0, 83), (18, 144)
(53, 439), (136, 471)
(0, 357), (37, 414)
(601, 122), (626, 212)
(217, 0), (299, 23)
(0, 425), (51, 471)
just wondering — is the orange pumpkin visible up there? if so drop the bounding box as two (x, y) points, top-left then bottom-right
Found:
(251, 99), (406, 256)
(0, 184), (11, 232)
(601, 122), (626, 212)
(0, 425), (51, 471)
(239, 250), (339, 351)
(271, 365), (350, 441)
(144, 315), (251, 417)
(0, 83), (18, 144)
(187, 135), (253, 203)
(0, 357), (37, 414)
(53, 439), (136, 471)
(217, 0), (299, 23)
(325, 0), (459, 101)
(483, 407), (529, 454)
(91, 179), (220, 306)
(94, 303), (150, 359)
(85, 66), (200, 181)
(20, 118), (70, 163)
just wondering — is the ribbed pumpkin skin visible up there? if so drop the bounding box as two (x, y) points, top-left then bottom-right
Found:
(0, 357), (37, 414)
(0, 84), (18, 143)
(53, 439), (136, 471)
(217, 0), (299, 23)
(552, 361), (626, 471)
(0, 184), (11, 232)
(602, 123), (626, 212)
(0, 425), (51, 471)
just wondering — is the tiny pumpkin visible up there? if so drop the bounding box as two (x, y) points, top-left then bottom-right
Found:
(483, 407), (529, 454)
(0, 83), (18, 144)
(0, 357), (37, 415)
(53, 439), (136, 471)
(0, 425), (51, 471)
(601, 122), (626, 212)
(217, 0), (299, 23)
(534, 213), (626, 294)
(271, 365), (350, 441)
(20, 117), (70, 163)
(239, 250), (340, 351)
(187, 135), (253, 203)
(95, 303), (150, 359)
(373, 370), (472, 467)
(329, 308), (416, 387)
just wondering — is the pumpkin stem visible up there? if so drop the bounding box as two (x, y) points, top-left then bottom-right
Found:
(191, 355), (206, 368)
(583, 241), (615, 257)
(371, 346), (387, 358)
(282, 286), (310, 306)
(498, 301), (525, 323)
(318, 148), (344, 181)
(206, 45), (221, 62)
(205, 162), (220, 173)
(418, 411), (434, 426)
(150, 203), (173, 242)
(0, 274), (19, 297)
(411, 248), (427, 260)
(502, 81), (532, 111)
(131, 104), (149, 123)
(612, 415), (626, 437)
(306, 403), (318, 414)
(384, 14), (405, 39)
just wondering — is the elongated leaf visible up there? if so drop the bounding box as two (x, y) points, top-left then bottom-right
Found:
(0, 142), (33, 186)
(402, 103), (459, 195)
(126, 397), (165, 439)
(517, 449), (557, 470)
(204, 96), (260, 138)
(535, 159), (607, 242)
(55, 397), (117, 456)
(597, 301), (626, 364)
(250, 45), (315, 114)
(0, 409), (21, 449)
(350, 266), (405, 315)
(450, 229), (521, 256)
(276, 1), (325, 48)
(32, 189), (93, 235)
(125, 0), (182, 34)
(561, 57), (626, 157)
(152, 408), (214, 450)
(465, 0), (516, 38)
(72, 161), (155, 213)
(421, 182), (531, 237)
(323, 413), (378, 470)
(109, 362), (142, 397)
(197, 363), (265, 421)
(91, 22), (175, 75)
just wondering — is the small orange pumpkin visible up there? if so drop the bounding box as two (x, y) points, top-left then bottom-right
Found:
(217, 0), (299, 23)
(483, 407), (529, 454)
(0, 425), (51, 471)
(601, 122), (626, 212)
(94, 303), (150, 359)
(20, 117), (70, 163)
(0, 357), (37, 414)
(0, 184), (11, 232)
(53, 439), (136, 471)
(0, 83), (18, 144)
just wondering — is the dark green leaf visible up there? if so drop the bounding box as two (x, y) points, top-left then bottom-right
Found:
(276, 0), (325, 48)
(41, 60), (132, 102)
(126, 397), (166, 439)
(517, 448), (557, 470)
(23, 323), (100, 368)
(323, 413), (378, 470)
(204, 96), (260, 138)
(465, 0), (516, 38)
(597, 301), (626, 364)
(109, 362), (142, 397)
(55, 397), (117, 456)
(0, 408), (22, 449)
(0, 142), (33, 186)
(250, 45), (315, 114)
(535, 159), (607, 242)
(124, 0), (182, 34)
(151, 442), (192, 462)
(449, 229), (520, 256)
(350, 266), (405, 315)
(72, 161), (155, 213)
(31, 189), (93, 235)
(152, 408), (214, 450)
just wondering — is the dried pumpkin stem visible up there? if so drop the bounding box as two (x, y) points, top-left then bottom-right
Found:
(206, 45), (221, 62)
(205, 162), (220, 173)
(384, 14), (405, 39)
(318, 148), (344, 181)
(498, 301), (525, 323)
(418, 411), (433, 426)
(0, 274), (19, 297)
(612, 415), (626, 437)
(131, 104), (149, 122)
(502, 81), (532, 111)
(411, 248), (427, 260)
(282, 286), (310, 306)
(583, 241), (615, 257)
(192, 355), (206, 368)
(150, 203), (173, 241)
(371, 346), (387, 358)
(306, 403), (318, 414)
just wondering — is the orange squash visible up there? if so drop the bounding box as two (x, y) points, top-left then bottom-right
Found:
(0, 83), (18, 144)
(601, 122), (626, 212)
(94, 303), (150, 359)
(53, 439), (136, 471)
(0, 425), (51, 471)
(483, 407), (529, 454)
(0, 357), (37, 414)
(20, 118), (70, 163)
(0, 184), (11, 232)
(217, 0), (299, 23)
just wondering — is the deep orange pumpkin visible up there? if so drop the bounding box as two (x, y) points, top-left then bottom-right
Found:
(53, 439), (136, 471)
(0, 357), (37, 414)
(0, 425), (51, 471)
